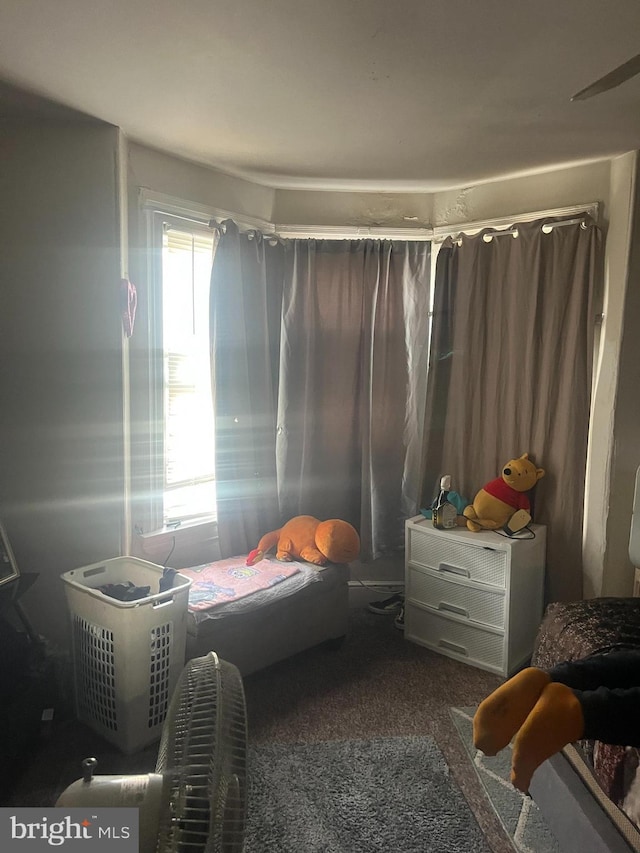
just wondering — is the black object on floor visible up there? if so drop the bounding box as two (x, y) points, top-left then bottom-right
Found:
(367, 592), (404, 614)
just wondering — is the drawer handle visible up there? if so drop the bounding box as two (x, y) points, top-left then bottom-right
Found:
(438, 601), (469, 618)
(438, 562), (470, 578)
(438, 639), (468, 656)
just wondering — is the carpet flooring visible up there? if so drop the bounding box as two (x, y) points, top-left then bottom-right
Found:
(245, 736), (491, 852)
(6, 606), (521, 852)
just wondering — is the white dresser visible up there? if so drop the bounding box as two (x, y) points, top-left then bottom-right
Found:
(404, 515), (546, 677)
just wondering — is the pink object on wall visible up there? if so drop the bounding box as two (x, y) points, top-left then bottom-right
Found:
(120, 278), (137, 337)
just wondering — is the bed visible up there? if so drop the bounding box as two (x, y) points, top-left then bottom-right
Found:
(528, 466), (640, 852)
(178, 555), (350, 676)
(531, 597), (640, 853)
(530, 599), (640, 853)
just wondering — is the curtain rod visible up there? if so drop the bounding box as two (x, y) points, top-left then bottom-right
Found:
(142, 189), (599, 244)
(542, 216), (590, 231)
(273, 224), (432, 240)
(277, 203), (600, 242)
(432, 202), (599, 243)
(455, 215), (591, 243)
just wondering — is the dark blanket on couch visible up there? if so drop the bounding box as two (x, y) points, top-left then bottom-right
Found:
(532, 597), (640, 822)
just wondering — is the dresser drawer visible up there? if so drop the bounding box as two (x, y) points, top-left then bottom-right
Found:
(405, 603), (504, 672)
(407, 565), (505, 629)
(408, 527), (507, 588)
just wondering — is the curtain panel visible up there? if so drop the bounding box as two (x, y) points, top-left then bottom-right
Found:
(420, 216), (601, 602)
(276, 239), (430, 560)
(210, 226), (430, 560)
(209, 221), (284, 557)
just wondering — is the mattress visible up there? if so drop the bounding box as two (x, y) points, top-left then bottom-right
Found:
(184, 560), (349, 676)
(180, 555), (319, 620)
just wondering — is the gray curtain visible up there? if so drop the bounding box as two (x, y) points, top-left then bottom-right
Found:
(420, 216), (601, 603)
(276, 239), (430, 560)
(211, 228), (430, 560)
(210, 220), (284, 557)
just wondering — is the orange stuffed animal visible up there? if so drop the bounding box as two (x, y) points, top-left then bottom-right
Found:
(247, 515), (360, 566)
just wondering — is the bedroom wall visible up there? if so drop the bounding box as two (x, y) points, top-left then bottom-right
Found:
(599, 152), (640, 596)
(273, 189), (433, 229)
(430, 160), (612, 227)
(127, 142), (276, 223)
(0, 119), (126, 647)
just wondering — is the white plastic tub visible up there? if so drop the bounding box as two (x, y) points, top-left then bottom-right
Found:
(61, 557), (192, 754)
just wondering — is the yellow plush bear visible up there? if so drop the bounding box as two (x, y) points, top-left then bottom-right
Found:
(246, 515), (361, 566)
(463, 454), (544, 533)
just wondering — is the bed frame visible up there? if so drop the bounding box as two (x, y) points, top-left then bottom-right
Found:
(530, 745), (640, 853)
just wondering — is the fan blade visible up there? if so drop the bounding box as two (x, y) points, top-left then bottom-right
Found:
(571, 53), (640, 101)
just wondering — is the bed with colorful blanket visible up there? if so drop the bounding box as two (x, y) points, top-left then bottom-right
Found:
(179, 555), (349, 676)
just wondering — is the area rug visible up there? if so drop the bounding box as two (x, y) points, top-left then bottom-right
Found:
(245, 736), (491, 852)
(450, 706), (561, 853)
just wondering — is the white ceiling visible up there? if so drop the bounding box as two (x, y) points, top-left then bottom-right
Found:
(1, 0), (640, 192)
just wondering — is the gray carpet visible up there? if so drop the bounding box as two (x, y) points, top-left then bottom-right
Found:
(245, 735), (491, 853)
(450, 706), (561, 853)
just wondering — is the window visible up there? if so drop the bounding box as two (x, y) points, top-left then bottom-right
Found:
(160, 225), (216, 524)
(132, 210), (217, 535)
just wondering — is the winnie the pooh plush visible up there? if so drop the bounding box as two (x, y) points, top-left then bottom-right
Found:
(463, 453), (544, 533)
(246, 515), (360, 566)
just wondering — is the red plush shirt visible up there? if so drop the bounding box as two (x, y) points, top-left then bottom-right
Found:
(482, 478), (531, 511)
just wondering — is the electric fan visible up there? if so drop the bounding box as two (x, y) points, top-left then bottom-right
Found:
(56, 652), (247, 853)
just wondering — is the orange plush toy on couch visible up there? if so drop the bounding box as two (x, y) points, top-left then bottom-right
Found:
(247, 515), (360, 566)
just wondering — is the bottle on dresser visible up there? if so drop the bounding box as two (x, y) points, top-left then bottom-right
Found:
(432, 475), (457, 530)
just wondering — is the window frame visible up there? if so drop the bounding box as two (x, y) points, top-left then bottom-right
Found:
(138, 207), (218, 535)
(131, 193), (275, 541)
(161, 221), (217, 524)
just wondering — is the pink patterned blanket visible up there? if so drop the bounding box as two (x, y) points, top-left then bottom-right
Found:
(180, 556), (302, 612)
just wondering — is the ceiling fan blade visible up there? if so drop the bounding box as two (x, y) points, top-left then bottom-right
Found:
(571, 53), (640, 101)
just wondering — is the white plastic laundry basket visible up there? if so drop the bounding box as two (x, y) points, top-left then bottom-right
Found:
(61, 557), (192, 754)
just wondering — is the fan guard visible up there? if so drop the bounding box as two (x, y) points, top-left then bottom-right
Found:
(155, 652), (247, 853)
(56, 652), (247, 853)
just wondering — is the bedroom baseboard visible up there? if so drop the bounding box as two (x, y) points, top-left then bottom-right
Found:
(348, 580), (405, 590)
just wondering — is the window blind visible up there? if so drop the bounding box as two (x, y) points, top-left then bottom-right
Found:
(162, 226), (216, 521)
